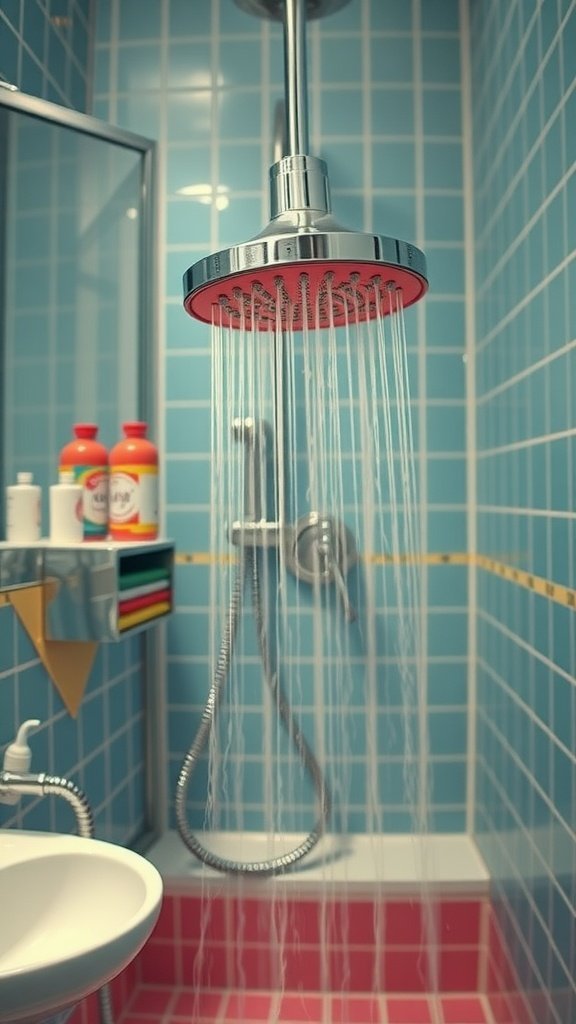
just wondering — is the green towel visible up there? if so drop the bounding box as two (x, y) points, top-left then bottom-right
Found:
(119, 566), (170, 591)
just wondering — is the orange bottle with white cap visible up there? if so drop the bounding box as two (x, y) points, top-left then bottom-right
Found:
(109, 422), (159, 541)
(59, 423), (108, 540)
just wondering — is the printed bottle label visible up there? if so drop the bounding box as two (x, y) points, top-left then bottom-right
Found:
(60, 465), (108, 536)
(110, 467), (158, 532)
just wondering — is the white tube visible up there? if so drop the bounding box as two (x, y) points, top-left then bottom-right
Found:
(49, 471), (83, 543)
(6, 471), (41, 542)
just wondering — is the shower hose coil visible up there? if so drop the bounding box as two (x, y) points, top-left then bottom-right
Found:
(175, 547), (331, 876)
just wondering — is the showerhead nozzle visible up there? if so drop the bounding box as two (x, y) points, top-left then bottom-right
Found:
(184, 256), (427, 332)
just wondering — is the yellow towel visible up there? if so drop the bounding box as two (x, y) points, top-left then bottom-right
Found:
(118, 600), (171, 632)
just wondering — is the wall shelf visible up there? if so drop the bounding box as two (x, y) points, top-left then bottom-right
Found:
(0, 540), (174, 716)
(42, 540), (174, 642)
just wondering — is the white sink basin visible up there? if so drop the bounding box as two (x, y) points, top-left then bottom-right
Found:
(0, 830), (163, 1024)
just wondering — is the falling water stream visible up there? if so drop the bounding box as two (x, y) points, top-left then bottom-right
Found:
(186, 281), (438, 1015)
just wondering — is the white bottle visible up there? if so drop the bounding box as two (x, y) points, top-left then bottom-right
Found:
(6, 471), (41, 542)
(49, 470), (83, 543)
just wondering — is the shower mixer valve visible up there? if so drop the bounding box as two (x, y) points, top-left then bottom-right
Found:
(286, 512), (357, 623)
(230, 418), (357, 622)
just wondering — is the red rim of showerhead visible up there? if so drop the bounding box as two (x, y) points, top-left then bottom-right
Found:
(184, 259), (428, 332)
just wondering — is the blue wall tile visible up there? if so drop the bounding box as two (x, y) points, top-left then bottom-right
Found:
(370, 36), (414, 83)
(473, 0), (576, 1012)
(118, 0), (161, 40)
(0, 0), (92, 107)
(421, 1), (460, 32)
(371, 87), (415, 136)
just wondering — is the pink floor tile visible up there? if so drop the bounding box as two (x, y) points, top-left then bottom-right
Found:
(441, 996), (487, 1022)
(384, 902), (424, 945)
(325, 899), (378, 946)
(487, 992), (523, 1023)
(438, 902), (482, 946)
(281, 947), (322, 990)
(328, 948), (377, 991)
(330, 995), (382, 1022)
(223, 991), (275, 1019)
(137, 941), (179, 985)
(439, 949), (480, 991)
(386, 997), (432, 1023)
(127, 987), (174, 1015)
(170, 990), (225, 1018)
(116, 984), (496, 1024)
(383, 950), (431, 992)
(122, 1017), (159, 1024)
(277, 993), (324, 1020)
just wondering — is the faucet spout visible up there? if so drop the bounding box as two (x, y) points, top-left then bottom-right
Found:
(0, 770), (95, 837)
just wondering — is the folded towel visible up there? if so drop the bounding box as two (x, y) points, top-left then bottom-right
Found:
(119, 588), (171, 617)
(118, 600), (171, 632)
(120, 579), (171, 602)
(119, 566), (170, 591)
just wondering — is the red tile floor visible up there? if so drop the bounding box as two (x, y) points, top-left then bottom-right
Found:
(71, 892), (515, 1024)
(114, 985), (495, 1023)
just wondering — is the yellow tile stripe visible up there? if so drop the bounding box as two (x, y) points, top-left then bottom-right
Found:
(174, 551), (470, 568)
(175, 552), (238, 566)
(173, 551), (576, 609)
(474, 554), (576, 610)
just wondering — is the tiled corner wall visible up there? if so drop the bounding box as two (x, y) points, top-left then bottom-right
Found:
(0, 3), (148, 847)
(94, 0), (470, 834)
(0, 0), (94, 110)
(469, 0), (576, 1021)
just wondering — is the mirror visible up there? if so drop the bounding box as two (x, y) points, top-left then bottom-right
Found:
(0, 91), (156, 552)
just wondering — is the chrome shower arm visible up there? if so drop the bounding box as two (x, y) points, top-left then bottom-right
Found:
(273, 100), (287, 161)
(284, 0), (309, 155)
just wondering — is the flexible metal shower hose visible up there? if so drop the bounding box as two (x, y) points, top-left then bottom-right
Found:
(175, 547), (331, 875)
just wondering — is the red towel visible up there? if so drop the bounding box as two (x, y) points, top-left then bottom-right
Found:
(119, 587), (171, 617)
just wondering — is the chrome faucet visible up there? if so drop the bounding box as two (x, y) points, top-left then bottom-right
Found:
(0, 719), (94, 833)
(0, 719), (114, 1024)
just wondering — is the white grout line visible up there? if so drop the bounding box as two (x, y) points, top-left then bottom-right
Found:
(469, 0), (519, 134)
(459, 0), (478, 838)
(477, 651), (576, 770)
(477, 504), (576, 519)
(477, 424), (576, 458)
(473, 2), (540, 192)
(476, 336), (576, 403)
(476, 161), (575, 296)
(475, 249), (576, 355)
(475, 2), (576, 216)
(478, 607), (576, 687)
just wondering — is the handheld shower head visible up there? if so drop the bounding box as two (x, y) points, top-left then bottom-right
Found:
(183, 0), (428, 330)
(232, 417), (269, 522)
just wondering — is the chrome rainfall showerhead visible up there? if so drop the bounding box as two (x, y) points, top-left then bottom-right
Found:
(182, 0), (428, 330)
(183, 154), (428, 331)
